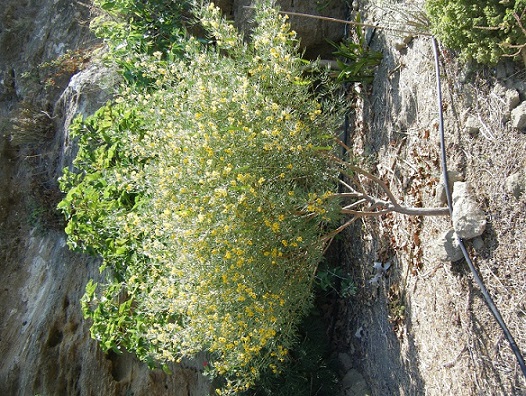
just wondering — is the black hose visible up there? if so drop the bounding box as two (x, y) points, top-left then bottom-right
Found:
(431, 37), (526, 380)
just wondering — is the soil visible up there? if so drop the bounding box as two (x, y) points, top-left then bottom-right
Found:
(332, 1), (526, 395)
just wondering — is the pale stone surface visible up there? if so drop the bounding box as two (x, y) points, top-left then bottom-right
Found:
(452, 182), (486, 240)
(464, 115), (481, 137)
(505, 171), (525, 199)
(492, 83), (520, 112)
(435, 170), (463, 205)
(511, 101), (526, 130)
(434, 229), (464, 262)
(341, 369), (372, 396)
(505, 88), (521, 112)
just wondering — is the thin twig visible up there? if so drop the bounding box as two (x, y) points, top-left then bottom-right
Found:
(322, 217), (360, 242)
(342, 199), (368, 210)
(337, 179), (356, 193)
(243, 7), (432, 37)
(335, 137), (352, 153)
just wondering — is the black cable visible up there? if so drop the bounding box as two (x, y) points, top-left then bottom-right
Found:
(431, 37), (526, 380)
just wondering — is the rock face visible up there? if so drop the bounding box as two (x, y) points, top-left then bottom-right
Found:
(435, 169), (463, 205)
(505, 171), (525, 199)
(433, 229), (464, 262)
(341, 369), (371, 396)
(0, 1), (211, 395)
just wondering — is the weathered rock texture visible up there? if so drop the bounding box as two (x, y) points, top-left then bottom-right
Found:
(433, 229), (464, 262)
(451, 182), (486, 240)
(511, 101), (526, 130)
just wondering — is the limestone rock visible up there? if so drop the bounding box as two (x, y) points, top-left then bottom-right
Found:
(505, 171), (525, 199)
(434, 229), (464, 262)
(505, 89), (521, 112)
(452, 182), (486, 240)
(511, 101), (526, 130)
(435, 170), (463, 205)
(492, 83), (520, 112)
(491, 83), (521, 122)
(464, 115), (480, 137)
(338, 352), (353, 373)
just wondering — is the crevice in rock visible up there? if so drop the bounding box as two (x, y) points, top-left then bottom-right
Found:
(46, 324), (64, 348)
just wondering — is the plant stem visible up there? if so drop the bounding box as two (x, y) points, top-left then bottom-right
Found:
(242, 7), (432, 37)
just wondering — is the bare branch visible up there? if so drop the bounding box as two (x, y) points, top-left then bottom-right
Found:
(341, 208), (391, 216)
(337, 179), (357, 194)
(347, 164), (400, 206)
(389, 205), (449, 216)
(342, 199), (368, 210)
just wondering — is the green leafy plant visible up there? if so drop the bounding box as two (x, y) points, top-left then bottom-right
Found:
(329, 14), (383, 83)
(239, 311), (339, 396)
(425, 0), (526, 64)
(316, 262), (356, 299)
(91, 0), (192, 86)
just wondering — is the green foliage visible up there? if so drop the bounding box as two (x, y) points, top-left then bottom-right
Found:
(91, 0), (192, 86)
(59, 1), (347, 394)
(329, 14), (383, 83)
(316, 262), (356, 299)
(92, 0), (191, 55)
(426, 0), (526, 64)
(58, 102), (149, 259)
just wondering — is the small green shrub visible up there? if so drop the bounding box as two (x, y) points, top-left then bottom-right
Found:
(316, 261), (356, 299)
(329, 14), (383, 83)
(59, 1), (346, 394)
(425, 0), (526, 64)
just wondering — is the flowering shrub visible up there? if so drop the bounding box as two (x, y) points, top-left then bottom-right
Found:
(60, 1), (345, 393)
(426, 0), (526, 64)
